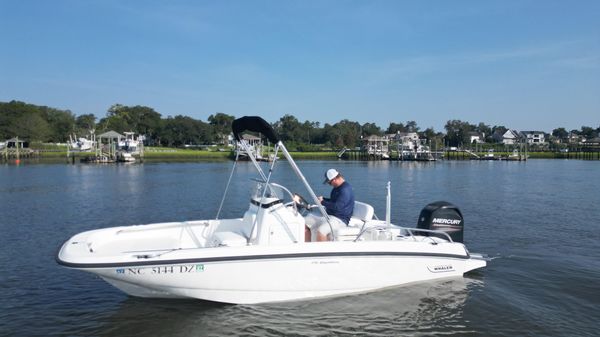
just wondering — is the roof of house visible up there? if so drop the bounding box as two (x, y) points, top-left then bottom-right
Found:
(5, 138), (26, 143)
(97, 131), (124, 139)
(503, 130), (522, 138)
(584, 137), (600, 144)
(364, 135), (389, 141)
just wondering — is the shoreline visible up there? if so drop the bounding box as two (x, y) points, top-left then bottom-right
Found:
(3, 149), (599, 163)
(2, 146), (599, 162)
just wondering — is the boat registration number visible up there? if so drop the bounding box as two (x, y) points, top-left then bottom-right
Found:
(116, 264), (205, 275)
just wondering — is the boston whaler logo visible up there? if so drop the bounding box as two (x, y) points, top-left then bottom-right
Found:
(427, 264), (455, 273)
(116, 264), (205, 276)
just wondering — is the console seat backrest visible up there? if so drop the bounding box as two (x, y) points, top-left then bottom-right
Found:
(351, 201), (374, 224)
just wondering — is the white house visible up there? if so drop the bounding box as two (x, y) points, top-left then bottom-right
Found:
(468, 132), (485, 144)
(521, 131), (546, 144)
(501, 130), (522, 145)
(567, 132), (583, 144)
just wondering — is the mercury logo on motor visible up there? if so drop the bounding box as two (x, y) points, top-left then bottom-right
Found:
(432, 218), (461, 225)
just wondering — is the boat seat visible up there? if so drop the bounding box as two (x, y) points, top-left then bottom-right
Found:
(336, 201), (375, 241)
(348, 201), (374, 227)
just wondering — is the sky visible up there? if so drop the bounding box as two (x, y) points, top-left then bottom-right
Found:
(1, 0), (599, 132)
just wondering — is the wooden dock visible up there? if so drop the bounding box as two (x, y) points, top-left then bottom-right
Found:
(2, 147), (39, 161)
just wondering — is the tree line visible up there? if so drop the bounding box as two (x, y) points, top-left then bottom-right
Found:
(1, 100), (598, 149)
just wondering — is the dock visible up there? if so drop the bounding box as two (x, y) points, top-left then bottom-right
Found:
(67, 130), (144, 164)
(1, 137), (39, 162)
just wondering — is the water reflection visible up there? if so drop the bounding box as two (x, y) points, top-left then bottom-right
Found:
(93, 277), (483, 337)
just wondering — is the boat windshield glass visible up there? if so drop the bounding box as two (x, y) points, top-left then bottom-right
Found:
(251, 181), (290, 201)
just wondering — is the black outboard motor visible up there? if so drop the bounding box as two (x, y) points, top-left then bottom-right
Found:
(416, 201), (464, 243)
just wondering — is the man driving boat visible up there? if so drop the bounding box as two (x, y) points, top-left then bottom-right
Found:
(299, 168), (355, 242)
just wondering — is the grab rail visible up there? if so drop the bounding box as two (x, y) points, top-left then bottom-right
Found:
(116, 221), (210, 234)
(353, 224), (454, 243)
(403, 227), (454, 242)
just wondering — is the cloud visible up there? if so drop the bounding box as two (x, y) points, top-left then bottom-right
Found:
(550, 56), (600, 69)
(356, 40), (598, 86)
(99, 1), (213, 35)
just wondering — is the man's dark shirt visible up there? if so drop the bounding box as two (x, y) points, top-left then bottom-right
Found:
(321, 181), (355, 224)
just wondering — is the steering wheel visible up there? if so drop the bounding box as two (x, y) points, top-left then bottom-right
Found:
(293, 193), (310, 210)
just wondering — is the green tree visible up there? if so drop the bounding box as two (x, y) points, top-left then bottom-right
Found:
(274, 114), (304, 142)
(325, 119), (361, 148)
(98, 114), (128, 133)
(444, 120), (475, 147)
(405, 121), (419, 133)
(161, 115), (212, 147)
(13, 112), (51, 141)
(0, 100), (70, 141)
(361, 122), (383, 137)
(552, 127), (568, 140)
(386, 122), (406, 134)
(75, 114), (97, 134)
(580, 126), (597, 139)
(46, 109), (76, 142)
(475, 122), (491, 138)
(99, 104), (162, 144)
(208, 112), (235, 144)
(302, 120), (320, 144)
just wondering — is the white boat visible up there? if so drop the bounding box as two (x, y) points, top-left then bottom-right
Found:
(118, 132), (141, 154)
(57, 116), (486, 304)
(117, 151), (136, 163)
(68, 134), (95, 152)
(483, 149), (496, 160)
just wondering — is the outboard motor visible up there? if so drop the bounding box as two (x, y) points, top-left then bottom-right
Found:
(416, 201), (464, 243)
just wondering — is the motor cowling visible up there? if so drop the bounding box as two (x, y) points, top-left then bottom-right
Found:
(416, 201), (464, 243)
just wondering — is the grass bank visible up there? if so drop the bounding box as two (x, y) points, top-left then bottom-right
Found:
(145, 148), (339, 160)
(25, 146), (598, 161)
(144, 147), (230, 160)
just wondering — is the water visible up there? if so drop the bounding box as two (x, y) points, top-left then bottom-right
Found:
(1, 159), (598, 336)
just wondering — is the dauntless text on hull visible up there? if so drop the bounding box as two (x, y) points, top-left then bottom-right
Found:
(57, 116), (487, 304)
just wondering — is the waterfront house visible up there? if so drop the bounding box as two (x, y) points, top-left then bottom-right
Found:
(236, 134), (266, 160)
(468, 132), (485, 144)
(521, 131), (546, 145)
(501, 130), (522, 145)
(491, 131), (504, 143)
(393, 132), (420, 142)
(567, 132), (583, 144)
(363, 135), (390, 159)
(584, 137), (600, 145)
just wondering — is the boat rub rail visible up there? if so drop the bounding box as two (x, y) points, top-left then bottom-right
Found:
(57, 250), (471, 269)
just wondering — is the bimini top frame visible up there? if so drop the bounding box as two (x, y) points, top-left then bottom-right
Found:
(231, 116), (334, 239)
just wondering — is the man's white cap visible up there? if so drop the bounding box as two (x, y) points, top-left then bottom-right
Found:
(323, 168), (340, 184)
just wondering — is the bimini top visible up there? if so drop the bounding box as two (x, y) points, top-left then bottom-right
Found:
(232, 116), (280, 144)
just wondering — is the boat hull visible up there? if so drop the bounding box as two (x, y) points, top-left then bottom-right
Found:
(59, 241), (486, 304)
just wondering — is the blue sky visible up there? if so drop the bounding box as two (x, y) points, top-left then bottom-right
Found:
(1, 0), (598, 132)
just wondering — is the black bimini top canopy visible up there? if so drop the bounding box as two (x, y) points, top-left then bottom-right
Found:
(232, 116), (280, 143)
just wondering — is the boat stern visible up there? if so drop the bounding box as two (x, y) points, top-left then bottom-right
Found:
(464, 252), (487, 273)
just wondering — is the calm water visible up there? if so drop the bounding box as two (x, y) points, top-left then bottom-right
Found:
(1, 159), (599, 336)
